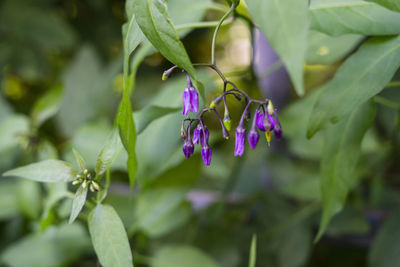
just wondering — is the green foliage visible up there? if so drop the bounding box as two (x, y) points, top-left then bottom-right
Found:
(366, 0), (400, 12)
(88, 204), (133, 267)
(68, 185), (88, 224)
(247, 0), (309, 96)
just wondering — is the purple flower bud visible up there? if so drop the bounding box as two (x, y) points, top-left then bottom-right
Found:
(248, 128), (259, 149)
(182, 87), (191, 115)
(193, 125), (201, 144)
(200, 127), (209, 147)
(255, 110), (266, 131)
(201, 146), (212, 165)
(182, 138), (194, 158)
(267, 113), (275, 131)
(234, 126), (246, 156)
(189, 86), (199, 113)
(274, 122), (282, 140)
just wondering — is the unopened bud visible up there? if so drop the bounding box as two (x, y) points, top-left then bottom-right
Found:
(72, 180), (80, 185)
(223, 114), (232, 132)
(83, 169), (89, 176)
(90, 184), (95, 192)
(82, 180), (88, 189)
(267, 101), (274, 115)
(209, 101), (216, 108)
(180, 125), (187, 139)
(92, 181), (100, 191)
(222, 126), (229, 139)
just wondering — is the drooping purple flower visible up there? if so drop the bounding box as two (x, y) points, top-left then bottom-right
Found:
(273, 109), (282, 140)
(267, 113), (275, 131)
(189, 86), (199, 113)
(182, 87), (191, 115)
(248, 128), (259, 149)
(234, 126), (246, 156)
(201, 146), (212, 165)
(192, 124), (209, 146)
(255, 110), (266, 131)
(193, 125), (201, 144)
(182, 138), (194, 158)
(200, 127), (209, 147)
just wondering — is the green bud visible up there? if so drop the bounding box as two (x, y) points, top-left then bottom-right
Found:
(82, 180), (88, 189)
(92, 181), (100, 191)
(162, 73), (168, 81)
(83, 169), (89, 176)
(267, 101), (274, 115)
(72, 180), (80, 185)
(223, 115), (232, 131)
(209, 101), (216, 108)
(89, 184), (95, 192)
(180, 125), (187, 139)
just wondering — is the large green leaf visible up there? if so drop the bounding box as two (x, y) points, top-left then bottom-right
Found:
(0, 180), (19, 220)
(1, 223), (91, 267)
(369, 212), (400, 267)
(3, 160), (76, 183)
(134, 105), (180, 134)
(17, 180), (41, 220)
(31, 84), (63, 129)
(310, 0), (400, 36)
(68, 185), (88, 224)
(132, 0), (197, 79)
(0, 115), (29, 152)
(315, 101), (376, 241)
(247, 0), (309, 95)
(95, 128), (121, 176)
(151, 245), (220, 267)
(366, 0), (400, 12)
(88, 204), (133, 267)
(307, 36), (400, 138)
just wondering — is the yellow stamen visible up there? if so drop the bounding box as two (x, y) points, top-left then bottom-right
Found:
(265, 131), (272, 146)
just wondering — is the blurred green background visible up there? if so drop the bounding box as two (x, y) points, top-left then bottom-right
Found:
(1, 0), (400, 267)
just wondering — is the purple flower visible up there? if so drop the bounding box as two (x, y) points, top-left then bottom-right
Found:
(189, 86), (199, 113)
(182, 87), (191, 115)
(248, 128), (259, 149)
(192, 125), (209, 146)
(255, 110), (265, 131)
(274, 122), (282, 140)
(234, 126), (246, 156)
(182, 138), (194, 158)
(267, 113), (275, 131)
(201, 146), (212, 165)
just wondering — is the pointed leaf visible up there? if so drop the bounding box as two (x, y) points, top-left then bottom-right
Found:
(88, 204), (133, 267)
(134, 105), (180, 134)
(307, 36), (400, 138)
(72, 148), (86, 173)
(3, 160), (76, 183)
(247, 0), (309, 95)
(68, 185), (88, 224)
(315, 101), (376, 241)
(95, 128), (120, 176)
(31, 84), (63, 128)
(310, 0), (400, 36)
(248, 234), (257, 267)
(366, 0), (400, 12)
(132, 0), (197, 79)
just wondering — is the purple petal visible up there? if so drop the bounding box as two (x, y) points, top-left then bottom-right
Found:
(201, 146), (212, 165)
(192, 126), (201, 144)
(182, 88), (191, 115)
(267, 113), (275, 131)
(274, 123), (282, 140)
(255, 110), (266, 131)
(248, 129), (259, 149)
(190, 87), (199, 113)
(182, 139), (194, 158)
(234, 127), (246, 156)
(200, 127), (209, 147)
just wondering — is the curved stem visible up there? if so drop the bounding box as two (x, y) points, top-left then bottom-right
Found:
(176, 19), (232, 31)
(211, 4), (236, 65)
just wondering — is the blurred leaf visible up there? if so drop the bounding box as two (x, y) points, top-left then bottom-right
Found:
(56, 46), (120, 137)
(278, 225), (311, 267)
(151, 245), (220, 267)
(248, 234), (257, 267)
(132, 188), (189, 237)
(306, 31), (363, 65)
(68, 185), (88, 224)
(30, 84), (63, 129)
(326, 207), (369, 236)
(133, 0), (197, 79)
(17, 180), (41, 220)
(0, 115), (29, 152)
(37, 140), (58, 161)
(247, 0), (309, 95)
(0, 180), (19, 220)
(0, 94), (12, 121)
(3, 160), (76, 183)
(41, 183), (71, 231)
(369, 212), (400, 267)
(134, 105), (180, 134)
(366, 0), (400, 12)
(310, 0), (400, 36)
(122, 15), (145, 64)
(95, 128), (120, 176)
(88, 204), (133, 267)
(72, 148), (86, 173)
(316, 101), (376, 241)
(307, 36), (400, 138)
(0, 223), (91, 267)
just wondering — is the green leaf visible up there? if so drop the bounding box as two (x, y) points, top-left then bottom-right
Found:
(1, 223), (91, 267)
(315, 101), (376, 241)
(369, 212), (400, 267)
(0, 115), (29, 152)
(247, 0), (309, 95)
(88, 204), (133, 267)
(307, 36), (400, 138)
(248, 234), (257, 267)
(72, 148), (86, 173)
(68, 185), (88, 224)
(366, 0), (400, 12)
(132, 0), (197, 79)
(151, 245), (220, 267)
(95, 128), (120, 176)
(134, 105), (180, 134)
(0, 180), (19, 220)
(310, 0), (400, 36)
(31, 83), (63, 128)
(17, 180), (42, 220)
(306, 30), (363, 65)
(117, 88), (138, 190)
(3, 160), (76, 183)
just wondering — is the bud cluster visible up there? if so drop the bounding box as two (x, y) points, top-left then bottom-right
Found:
(163, 64), (282, 166)
(72, 169), (100, 192)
